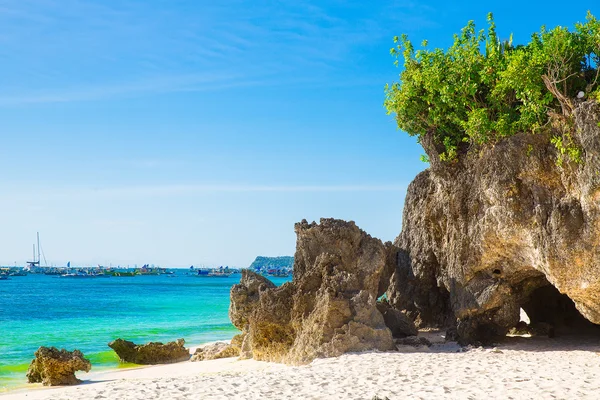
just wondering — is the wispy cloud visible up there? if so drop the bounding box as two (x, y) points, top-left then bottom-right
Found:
(85, 183), (407, 197)
(0, 0), (437, 105)
(4, 182), (407, 199)
(0, 73), (266, 106)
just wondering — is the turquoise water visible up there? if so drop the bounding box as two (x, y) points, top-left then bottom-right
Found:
(0, 272), (289, 391)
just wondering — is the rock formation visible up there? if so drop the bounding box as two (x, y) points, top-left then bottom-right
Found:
(108, 338), (190, 364)
(386, 101), (600, 343)
(26, 347), (91, 386)
(229, 218), (396, 364)
(376, 300), (417, 338)
(190, 336), (242, 362)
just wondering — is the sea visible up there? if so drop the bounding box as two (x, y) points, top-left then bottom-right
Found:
(0, 272), (290, 392)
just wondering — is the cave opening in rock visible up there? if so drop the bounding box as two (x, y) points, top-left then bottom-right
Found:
(519, 284), (600, 335)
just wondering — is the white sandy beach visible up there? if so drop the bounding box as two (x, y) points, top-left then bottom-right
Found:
(3, 333), (600, 400)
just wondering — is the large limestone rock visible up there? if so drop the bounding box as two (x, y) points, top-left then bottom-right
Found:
(229, 218), (396, 364)
(108, 338), (190, 364)
(26, 347), (91, 386)
(387, 101), (600, 343)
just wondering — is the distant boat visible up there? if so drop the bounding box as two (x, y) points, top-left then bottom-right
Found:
(207, 266), (233, 277)
(195, 266), (234, 277)
(207, 271), (233, 277)
(92, 272), (111, 278)
(25, 232), (54, 273)
(60, 271), (96, 278)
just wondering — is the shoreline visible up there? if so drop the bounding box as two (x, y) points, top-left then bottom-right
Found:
(0, 339), (235, 397)
(0, 356), (278, 400)
(2, 333), (600, 399)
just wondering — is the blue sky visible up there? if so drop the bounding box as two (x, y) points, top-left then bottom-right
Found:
(0, 0), (597, 267)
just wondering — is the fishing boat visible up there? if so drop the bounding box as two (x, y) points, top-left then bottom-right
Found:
(206, 266), (234, 277)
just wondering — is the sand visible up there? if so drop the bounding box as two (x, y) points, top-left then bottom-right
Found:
(3, 333), (600, 400)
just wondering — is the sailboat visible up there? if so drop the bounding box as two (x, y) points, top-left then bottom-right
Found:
(25, 232), (58, 274)
(24, 233), (41, 273)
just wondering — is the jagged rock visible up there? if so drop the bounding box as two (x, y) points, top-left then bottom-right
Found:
(229, 218), (396, 365)
(191, 341), (239, 362)
(229, 272), (276, 331)
(108, 338), (189, 364)
(377, 299), (418, 338)
(26, 347), (91, 386)
(387, 101), (600, 343)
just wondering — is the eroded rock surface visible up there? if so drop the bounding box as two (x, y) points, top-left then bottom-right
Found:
(26, 347), (91, 386)
(229, 218), (396, 364)
(190, 336), (242, 362)
(108, 338), (189, 364)
(376, 300), (418, 338)
(387, 101), (600, 343)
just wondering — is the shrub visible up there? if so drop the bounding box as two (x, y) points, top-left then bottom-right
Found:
(385, 12), (600, 162)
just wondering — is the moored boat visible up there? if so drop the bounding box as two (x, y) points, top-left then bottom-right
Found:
(60, 271), (96, 278)
(194, 266), (234, 277)
(207, 266), (234, 277)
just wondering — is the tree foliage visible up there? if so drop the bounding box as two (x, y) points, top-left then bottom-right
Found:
(385, 12), (600, 162)
(249, 256), (294, 270)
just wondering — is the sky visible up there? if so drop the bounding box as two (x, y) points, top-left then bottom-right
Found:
(0, 0), (597, 268)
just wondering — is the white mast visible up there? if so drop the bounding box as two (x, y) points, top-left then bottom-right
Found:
(37, 232), (41, 266)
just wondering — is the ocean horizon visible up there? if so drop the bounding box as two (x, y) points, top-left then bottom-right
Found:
(0, 272), (290, 392)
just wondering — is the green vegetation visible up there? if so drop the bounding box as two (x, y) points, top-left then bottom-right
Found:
(249, 256), (294, 269)
(385, 12), (600, 162)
